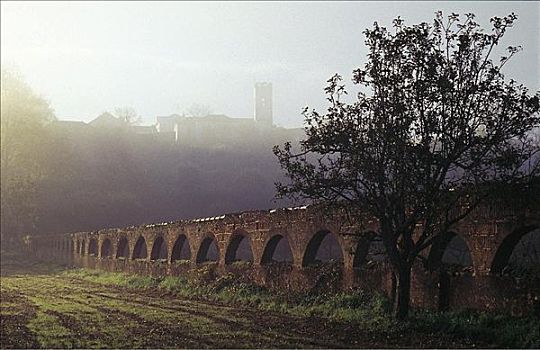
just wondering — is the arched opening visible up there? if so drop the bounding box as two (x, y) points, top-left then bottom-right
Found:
(225, 234), (253, 265)
(491, 226), (540, 276)
(441, 235), (473, 268)
(80, 239), (86, 254)
(428, 232), (473, 311)
(302, 230), (344, 267)
(132, 236), (148, 260)
(100, 239), (112, 258)
(116, 237), (129, 259)
(261, 234), (293, 265)
(427, 232), (473, 272)
(171, 234), (191, 262)
(150, 236), (168, 261)
(353, 233), (387, 268)
(196, 236), (219, 264)
(76, 240), (80, 254)
(88, 238), (98, 256)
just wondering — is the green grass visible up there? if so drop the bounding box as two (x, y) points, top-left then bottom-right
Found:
(62, 268), (540, 348)
(3, 270), (322, 348)
(26, 308), (80, 349)
(2, 252), (539, 349)
(408, 309), (540, 348)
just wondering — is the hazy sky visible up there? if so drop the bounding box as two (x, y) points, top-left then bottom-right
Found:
(2, 1), (538, 127)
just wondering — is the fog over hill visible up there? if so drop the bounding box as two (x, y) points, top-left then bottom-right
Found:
(0, 67), (304, 242)
(33, 113), (303, 235)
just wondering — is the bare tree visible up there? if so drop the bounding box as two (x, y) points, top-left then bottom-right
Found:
(274, 12), (540, 319)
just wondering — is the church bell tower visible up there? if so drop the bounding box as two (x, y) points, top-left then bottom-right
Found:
(254, 82), (273, 125)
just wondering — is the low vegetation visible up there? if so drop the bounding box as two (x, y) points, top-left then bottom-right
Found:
(64, 268), (540, 348)
(1, 254), (539, 348)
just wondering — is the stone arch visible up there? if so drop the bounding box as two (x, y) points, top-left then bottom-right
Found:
(88, 238), (98, 256)
(132, 236), (148, 260)
(80, 239), (86, 254)
(427, 231), (473, 271)
(490, 225), (540, 274)
(261, 234), (293, 265)
(225, 231), (254, 265)
(302, 230), (344, 267)
(171, 234), (191, 261)
(352, 232), (387, 268)
(427, 231), (473, 311)
(100, 238), (112, 258)
(116, 237), (129, 259)
(196, 235), (219, 264)
(150, 235), (168, 261)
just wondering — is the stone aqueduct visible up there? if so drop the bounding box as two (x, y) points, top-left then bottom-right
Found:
(28, 203), (540, 314)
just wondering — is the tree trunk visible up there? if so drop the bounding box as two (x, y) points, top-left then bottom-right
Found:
(390, 272), (397, 312)
(395, 264), (412, 319)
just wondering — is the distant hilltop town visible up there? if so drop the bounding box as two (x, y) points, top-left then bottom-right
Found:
(52, 83), (304, 149)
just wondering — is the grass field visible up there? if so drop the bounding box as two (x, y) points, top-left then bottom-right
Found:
(1, 252), (539, 349)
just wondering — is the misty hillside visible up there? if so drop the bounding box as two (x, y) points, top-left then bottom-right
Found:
(32, 120), (304, 235)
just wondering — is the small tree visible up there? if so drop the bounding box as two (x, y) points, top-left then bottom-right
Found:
(114, 106), (141, 125)
(274, 12), (539, 319)
(185, 103), (213, 118)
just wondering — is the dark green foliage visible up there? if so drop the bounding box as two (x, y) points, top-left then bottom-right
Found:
(409, 310), (540, 348)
